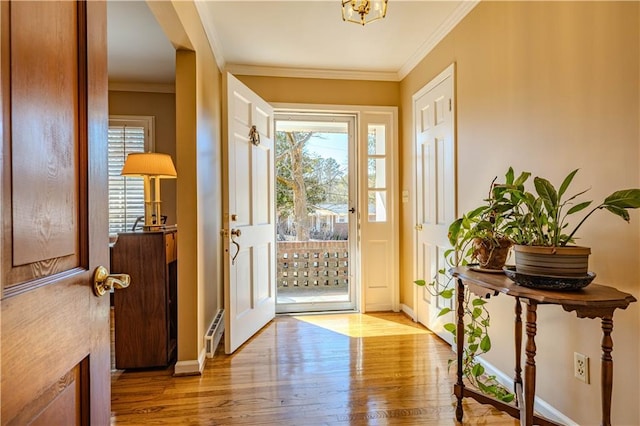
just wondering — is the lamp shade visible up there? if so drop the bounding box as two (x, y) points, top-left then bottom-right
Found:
(121, 152), (177, 178)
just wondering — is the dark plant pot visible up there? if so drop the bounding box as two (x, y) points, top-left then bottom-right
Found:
(514, 245), (591, 277)
(472, 237), (512, 270)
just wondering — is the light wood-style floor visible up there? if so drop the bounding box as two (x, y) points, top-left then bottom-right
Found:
(111, 312), (518, 425)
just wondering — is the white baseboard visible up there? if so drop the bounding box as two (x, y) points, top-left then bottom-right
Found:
(173, 348), (207, 376)
(365, 303), (393, 312)
(476, 357), (578, 426)
(401, 303), (416, 321)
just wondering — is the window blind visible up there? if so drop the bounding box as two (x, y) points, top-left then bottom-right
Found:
(108, 122), (148, 235)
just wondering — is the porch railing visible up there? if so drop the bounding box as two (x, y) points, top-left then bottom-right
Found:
(277, 241), (348, 291)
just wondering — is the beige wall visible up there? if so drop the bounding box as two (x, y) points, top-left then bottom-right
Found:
(108, 91), (177, 227)
(399, 1), (639, 424)
(237, 75), (400, 107)
(149, 0), (222, 369)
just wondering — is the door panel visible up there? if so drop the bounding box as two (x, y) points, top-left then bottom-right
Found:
(273, 113), (358, 313)
(1, 1), (109, 424)
(223, 73), (275, 354)
(414, 64), (456, 344)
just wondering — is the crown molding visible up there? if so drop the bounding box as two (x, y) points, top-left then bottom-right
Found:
(397, 0), (479, 80)
(225, 64), (400, 82)
(108, 82), (175, 93)
(194, 1), (226, 72)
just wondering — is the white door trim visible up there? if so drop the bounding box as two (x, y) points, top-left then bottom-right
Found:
(273, 103), (399, 313)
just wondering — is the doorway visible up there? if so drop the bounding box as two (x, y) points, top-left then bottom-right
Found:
(414, 64), (456, 344)
(274, 113), (358, 313)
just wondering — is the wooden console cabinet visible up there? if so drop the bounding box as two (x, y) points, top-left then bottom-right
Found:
(111, 228), (177, 369)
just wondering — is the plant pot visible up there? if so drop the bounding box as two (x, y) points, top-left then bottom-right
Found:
(513, 245), (591, 277)
(472, 237), (512, 270)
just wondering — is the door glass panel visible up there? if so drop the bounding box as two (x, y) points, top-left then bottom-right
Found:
(367, 158), (386, 189)
(368, 124), (386, 155)
(275, 114), (356, 313)
(368, 190), (387, 222)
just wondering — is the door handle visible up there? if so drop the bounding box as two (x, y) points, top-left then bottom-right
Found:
(231, 229), (241, 265)
(93, 266), (130, 297)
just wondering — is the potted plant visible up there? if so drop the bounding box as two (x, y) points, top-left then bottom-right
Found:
(498, 169), (640, 277)
(448, 171), (532, 271)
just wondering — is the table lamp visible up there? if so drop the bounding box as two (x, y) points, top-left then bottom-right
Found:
(121, 152), (177, 231)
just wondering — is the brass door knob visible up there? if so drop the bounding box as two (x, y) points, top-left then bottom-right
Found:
(93, 266), (130, 297)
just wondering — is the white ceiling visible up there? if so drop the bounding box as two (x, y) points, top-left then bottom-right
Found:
(107, 0), (478, 86)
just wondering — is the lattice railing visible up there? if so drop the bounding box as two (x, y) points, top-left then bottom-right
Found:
(277, 241), (348, 289)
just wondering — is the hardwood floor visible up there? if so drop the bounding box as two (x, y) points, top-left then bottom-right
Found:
(111, 312), (518, 425)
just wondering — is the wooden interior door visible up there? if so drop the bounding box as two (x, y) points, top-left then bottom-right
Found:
(414, 64), (456, 344)
(0, 1), (110, 424)
(222, 73), (276, 354)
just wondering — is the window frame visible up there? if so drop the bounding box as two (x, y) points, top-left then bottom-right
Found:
(107, 115), (155, 236)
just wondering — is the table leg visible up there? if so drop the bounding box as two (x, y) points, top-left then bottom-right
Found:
(455, 278), (465, 422)
(514, 297), (523, 408)
(601, 317), (614, 426)
(524, 302), (538, 426)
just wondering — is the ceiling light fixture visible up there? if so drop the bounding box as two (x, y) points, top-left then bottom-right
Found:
(342, 0), (388, 26)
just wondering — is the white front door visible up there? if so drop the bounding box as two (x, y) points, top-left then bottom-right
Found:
(414, 64), (456, 344)
(223, 73), (276, 354)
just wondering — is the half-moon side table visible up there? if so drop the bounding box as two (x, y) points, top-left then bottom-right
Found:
(450, 267), (636, 426)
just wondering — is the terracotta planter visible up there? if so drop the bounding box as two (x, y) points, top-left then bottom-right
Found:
(472, 237), (512, 270)
(514, 245), (590, 277)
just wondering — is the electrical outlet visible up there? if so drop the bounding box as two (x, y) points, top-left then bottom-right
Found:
(574, 352), (590, 384)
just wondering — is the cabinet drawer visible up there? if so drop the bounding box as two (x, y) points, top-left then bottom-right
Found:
(165, 232), (177, 263)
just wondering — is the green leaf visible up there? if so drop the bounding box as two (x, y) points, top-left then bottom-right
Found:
(558, 169), (579, 198)
(467, 205), (489, 219)
(605, 205), (630, 222)
(505, 167), (514, 185)
(604, 189), (640, 209)
(443, 323), (456, 334)
(468, 344), (478, 352)
(414, 279), (426, 286)
(567, 201), (592, 215)
(448, 218), (463, 245)
(437, 307), (452, 317)
(513, 171), (531, 187)
(472, 298), (487, 306)
(480, 335), (492, 351)
(472, 307), (482, 319)
(501, 393), (516, 403)
(534, 177), (558, 213)
(472, 363), (485, 377)
(477, 381), (490, 393)
(440, 289), (454, 299)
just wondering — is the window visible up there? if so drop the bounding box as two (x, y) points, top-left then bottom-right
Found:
(108, 116), (155, 236)
(367, 124), (387, 222)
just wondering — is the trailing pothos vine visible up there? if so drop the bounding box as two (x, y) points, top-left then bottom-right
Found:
(415, 272), (513, 403)
(414, 169), (528, 404)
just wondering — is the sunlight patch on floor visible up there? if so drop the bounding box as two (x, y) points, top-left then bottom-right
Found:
(293, 313), (433, 338)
